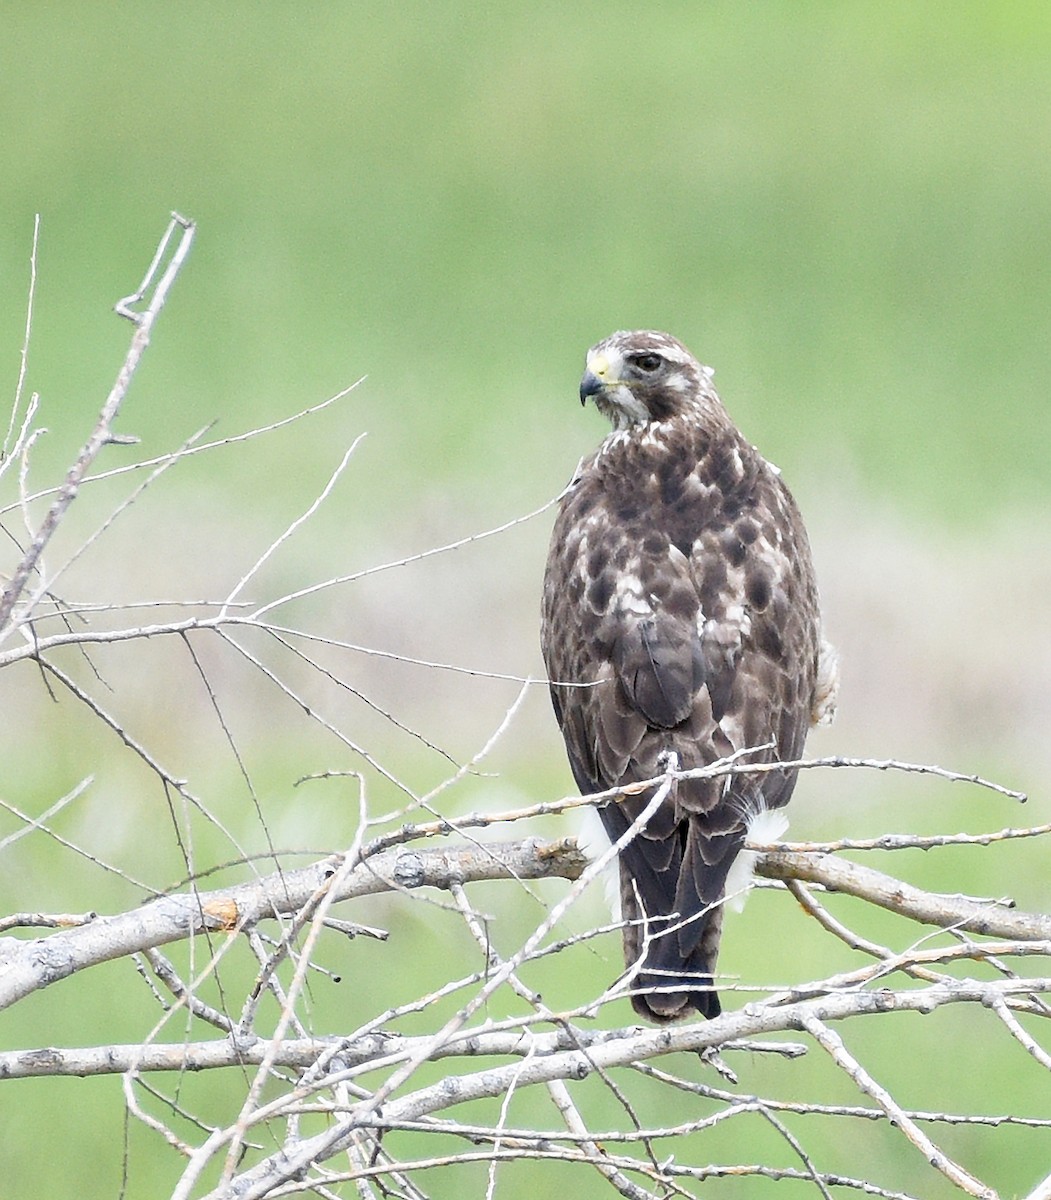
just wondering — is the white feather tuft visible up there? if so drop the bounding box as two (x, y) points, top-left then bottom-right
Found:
(724, 806), (789, 914)
(811, 638), (840, 727)
(575, 803), (621, 920)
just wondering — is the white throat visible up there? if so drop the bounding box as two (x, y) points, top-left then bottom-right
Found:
(596, 383), (650, 430)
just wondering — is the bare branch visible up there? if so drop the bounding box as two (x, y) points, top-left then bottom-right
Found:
(701, 753), (1027, 802)
(221, 433), (367, 616)
(1026, 1170), (1051, 1200)
(799, 1013), (996, 1199)
(0, 1027), (804, 1083)
(0, 838), (586, 1011)
(0, 213), (195, 635)
(248, 484), (574, 620)
(756, 850), (1051, 940)
(3, 216), (1046, 1200)
(1, 213), (40, 464)
(0, 776), (93, 854)
(546, 1076), (658, 1200)
(771, 824), (1051, 853)
(188, 978), (1050, 1199)
(0, 380), (365, 522)
(987, 995), (1051, 1072)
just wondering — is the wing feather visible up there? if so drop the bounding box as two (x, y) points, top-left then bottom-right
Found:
(612, 615), (705, 728)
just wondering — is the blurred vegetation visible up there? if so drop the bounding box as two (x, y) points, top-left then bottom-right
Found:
(3, 3), (1051, 518)
(2, 4), (1050, 1198)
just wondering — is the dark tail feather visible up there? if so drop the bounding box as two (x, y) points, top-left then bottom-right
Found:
(599, 796), (745, 1022)
(628, 899), (724, 1022)
(618, 825), (745, 1022)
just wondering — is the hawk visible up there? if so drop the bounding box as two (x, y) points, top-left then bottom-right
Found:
(541, 330), (837, 1022)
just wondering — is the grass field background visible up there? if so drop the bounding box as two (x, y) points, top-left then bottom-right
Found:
(2, 5), (1049, 1197)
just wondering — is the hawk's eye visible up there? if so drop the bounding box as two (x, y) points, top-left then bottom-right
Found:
(631, 353), (663, 373)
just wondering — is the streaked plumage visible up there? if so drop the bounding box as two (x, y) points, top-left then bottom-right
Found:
(541, 330), (837, 1022)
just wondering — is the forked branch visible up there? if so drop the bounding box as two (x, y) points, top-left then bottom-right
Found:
(0, 213), (195, 634)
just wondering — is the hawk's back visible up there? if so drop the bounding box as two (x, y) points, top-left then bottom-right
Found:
(541, 330), (835, 1021)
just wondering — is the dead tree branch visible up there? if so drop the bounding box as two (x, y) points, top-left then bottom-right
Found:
(3, 215), (1048, 1200)
(0, 837), (586, 1011)
(756, 850), (1050, 940)
(0, 213), (195, 636)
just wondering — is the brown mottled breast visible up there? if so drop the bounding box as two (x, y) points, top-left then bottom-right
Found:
(542, 414), (820, 830)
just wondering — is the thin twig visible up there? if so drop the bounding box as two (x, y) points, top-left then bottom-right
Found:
(0, 379), (365, 520)
(222, 433), (367, 615)
(248, 483), (573, 620)
(799, 1013), (997, 1199)
(0, 213), (195, 634)
(770, 824), (1051, 853)
(987, 995), (1051, 1072)
(0, 777), (93, 854)
(2, 213), (40, 462)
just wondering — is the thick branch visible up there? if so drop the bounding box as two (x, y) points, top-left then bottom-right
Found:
(0, 837), (585, 1011)
(756, 850), (1051, 940)
(4, 839), (1047, 1016)
(0, 1026), (800, 1082)
(192, 976), (1051, 1200)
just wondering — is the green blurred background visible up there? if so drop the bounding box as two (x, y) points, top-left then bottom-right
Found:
(2, 4), (1050, 1197)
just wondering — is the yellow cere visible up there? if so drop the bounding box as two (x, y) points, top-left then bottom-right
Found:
(588, 352), (610, 378)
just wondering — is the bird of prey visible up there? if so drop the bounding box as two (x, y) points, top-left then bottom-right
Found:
(541, 330), (837, 1022)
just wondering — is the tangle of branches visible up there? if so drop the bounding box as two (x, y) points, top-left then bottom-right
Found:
(1, 215), (1048, 1200)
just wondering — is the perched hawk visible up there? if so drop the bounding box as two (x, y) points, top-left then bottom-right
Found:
(541, 330), (837, 1022)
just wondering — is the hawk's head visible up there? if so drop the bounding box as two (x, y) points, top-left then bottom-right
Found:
(580, 330), (719, 431)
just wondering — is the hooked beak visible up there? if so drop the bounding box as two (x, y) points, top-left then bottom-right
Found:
(579, 369), (605, 406)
